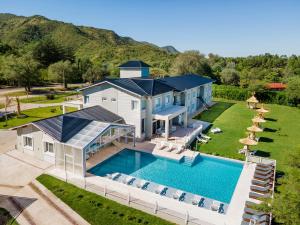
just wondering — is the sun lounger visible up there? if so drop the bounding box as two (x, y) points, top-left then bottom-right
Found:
(254, 173), (273, 181)
(256, 162), (274, 168)
(135, 180), (149, 189)
(107, 172), (121, 180)
(173, 145), (184, 154)
(250, 185), (271, 193)
(252, 179), (271, 187)
(191, 195), (201, 205)
(200, 133), (211, 140)
(158, 141), (168, 150)
(210, 200), (225, 213)
(173, 190), (184, 200)
(244, 207), (266, 216)
(211, 127), (222, 134)
(243, 213), (270, 223)
(249, 191), (271, 199)
(123, 176), (136, 185)
(256, 165), (274, 172)
(197, 136), (208, 143)
(155, 185), (168, 195)
(255, 169), (274, 176)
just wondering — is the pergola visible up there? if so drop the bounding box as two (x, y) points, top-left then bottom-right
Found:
(55, 121), (135, 177)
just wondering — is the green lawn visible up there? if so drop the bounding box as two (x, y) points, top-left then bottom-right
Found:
(196, 99), (300, 173)
(20, 92), (77, 104)
(0, 207), (19, 225)
(37, 174), (173, 225)
(0, 106), (76, 129)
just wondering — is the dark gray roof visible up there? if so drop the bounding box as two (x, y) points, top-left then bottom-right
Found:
(160, 74), (214, 91)
(68, 105), (123, 123)
(32, 105), (123, 142)
(34, 115), (92, 142)
(105, 78), (175, 96)
(119, 60), (151, 68)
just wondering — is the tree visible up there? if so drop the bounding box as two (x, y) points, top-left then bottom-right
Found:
(32, 39), (75, 67)
(48, 60), (73, 88)
(82, 64), (110, 83)
(286, 76), (300, 106)
(2, 55), (40, 91)
(220, 68), (240, 85)
(171, 51), (212, 76)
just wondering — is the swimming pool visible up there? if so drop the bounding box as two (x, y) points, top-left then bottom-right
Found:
(88, 149), (243, 203)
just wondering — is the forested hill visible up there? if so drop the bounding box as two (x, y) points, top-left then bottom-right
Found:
(0, 13), (175, 71)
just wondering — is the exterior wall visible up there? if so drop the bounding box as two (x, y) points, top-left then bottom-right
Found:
(152, 91), (174, 113)
(16, 124), (56, 163)
(82, 83), (144, 139)
(203, 83), (212, 104)
(184, 87), (199, 115)
(119, 67), (149, 78)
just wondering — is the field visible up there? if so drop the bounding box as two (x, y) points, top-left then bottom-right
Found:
(0, 106), (76, 129)
(37, 174), (173, 225)
(195, 99), (300, 173)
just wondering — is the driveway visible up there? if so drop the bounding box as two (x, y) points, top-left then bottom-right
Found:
(0, 130), (16, 154)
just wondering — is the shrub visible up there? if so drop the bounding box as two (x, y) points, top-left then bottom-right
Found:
(45, 93), (55, 100)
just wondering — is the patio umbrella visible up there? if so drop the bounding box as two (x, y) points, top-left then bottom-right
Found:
(256, 107), (269, 114)
(247, 125), (263, 133)
(252, 117), (266, 123)
(239, 137), (258, 146)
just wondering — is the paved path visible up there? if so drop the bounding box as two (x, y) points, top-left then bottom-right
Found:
(0, 150), (89, 225)
(0, 130), (16, 154)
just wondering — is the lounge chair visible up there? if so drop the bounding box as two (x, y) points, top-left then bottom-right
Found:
(211, 127), (222, 134)
(250, 185), (271, 193)
(210, 200), (225, 213)
(191, 195), (201, 205)
(249, 191), (271, 199)
(155, 185), (168, 195)
(200, 133), (211, 140)
(173, 190), (184, 200)
(123, 176), (136, 185)
(254, 173), (273, 181)
(173, 145), (184, 154)
(244, 207), (266, 216)
(241, 221), (268, 225)
(197, 136), (208, 144)
(256, 165), (274, 172)
(252, 179), (271, 187)
(158, 141), (168, 150)
(256, 162), (274, 168)
(136, 180), (150, 189)
(243, 213), (270, 224)
(255, 169), (274, 176)
(107, 172), (121, 180)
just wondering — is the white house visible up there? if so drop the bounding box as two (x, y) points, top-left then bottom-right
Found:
(80, 60), (213, 140)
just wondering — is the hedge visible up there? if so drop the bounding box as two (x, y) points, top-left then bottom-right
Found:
(212, 85), (290, 106)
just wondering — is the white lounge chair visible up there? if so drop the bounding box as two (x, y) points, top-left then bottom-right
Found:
(200, 133), (211, 140)
(165, 143), (175, 152)
(191, 195), (201, 205)
(197, 136), (208, 144)
(107, 172), (121, 180)
(155, 185), (168, 195)
(211, 200), (221, 211)
(123, 176), (136, 185)
(136, 180), (150, 189)
(249, 191), (271, 199)
(243, 213), (270, 223)
(173, 145), (184, 154)
(172, 190), (184, 200)
(250, 185), (271, 193)
(211, 127), (222, 134)
(158, 141), (168, 150)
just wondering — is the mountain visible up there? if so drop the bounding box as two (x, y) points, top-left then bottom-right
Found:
(0, 13), (177, 72)
(161, 46), (179, 54)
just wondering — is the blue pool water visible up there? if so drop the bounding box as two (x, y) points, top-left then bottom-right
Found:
(88, 149), (243, 203)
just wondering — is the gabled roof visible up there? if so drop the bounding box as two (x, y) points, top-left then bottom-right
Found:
(103, 78), (175, 96)
(34, 115), (92, 142)
(159, 74), (214, 91)
(119, 60), (151, 68)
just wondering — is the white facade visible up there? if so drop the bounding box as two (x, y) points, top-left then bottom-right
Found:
(120, 67), (149, 78)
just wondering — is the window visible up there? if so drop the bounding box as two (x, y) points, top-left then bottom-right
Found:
(141, 99), (146, 110)
(84, 95), (89, 104)
(165, 95), (171, 105)
(44, 142), (54, 154)
(131, 100), (138, 110)
(192, 92), (196, 98)
(141, 119), (145, 134)
(155, 97), (161, 108)
(111, 98), (116, 102)
(102, 97), (107, 102)
(23, 136), (33, 149)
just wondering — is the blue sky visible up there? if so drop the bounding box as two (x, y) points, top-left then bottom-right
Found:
(1, 0), (300, 56)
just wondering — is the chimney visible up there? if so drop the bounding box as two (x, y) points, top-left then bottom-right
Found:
(119, 60), (150, 78)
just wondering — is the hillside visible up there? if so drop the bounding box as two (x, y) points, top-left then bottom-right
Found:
(0, 13), (176, 72)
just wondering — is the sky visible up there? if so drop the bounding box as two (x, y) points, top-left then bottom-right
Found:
(0, 0), (300, 57)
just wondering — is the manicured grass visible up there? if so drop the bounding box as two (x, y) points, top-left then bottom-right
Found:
(20, 92), (77, 104)
(196, 99), (300, 173)
(193, 101), (234, 123)
(0, 106), (76, 129)
(37, 174), (173, 225)
(0, 207), (19, 225)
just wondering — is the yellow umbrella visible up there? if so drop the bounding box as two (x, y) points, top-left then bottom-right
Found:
(256, 107), (269, 114)
(247, 125), (263, 133)
(239, 137), (258, 146)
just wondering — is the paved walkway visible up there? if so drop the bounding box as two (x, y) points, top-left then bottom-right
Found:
(0, 130), (16, 154)
(0, 150), (89, 225)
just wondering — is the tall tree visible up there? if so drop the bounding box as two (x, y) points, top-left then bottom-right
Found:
(82, 64), (110, 83)
(171, 50), (212, 77)
(286, 76), (300, 106)
(48, 60), (73, 89)
(2, 55), (40, 91)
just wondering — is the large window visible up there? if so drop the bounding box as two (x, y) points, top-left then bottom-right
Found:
(44, 142), (54, 154)
(141, 99), (146, 110)
(23, 136), (33, 149)
(131, 100), (138, 110)
(165, 95), (171, 105)
(155, 97), (161, 108)
(141, 118), (145, 134)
